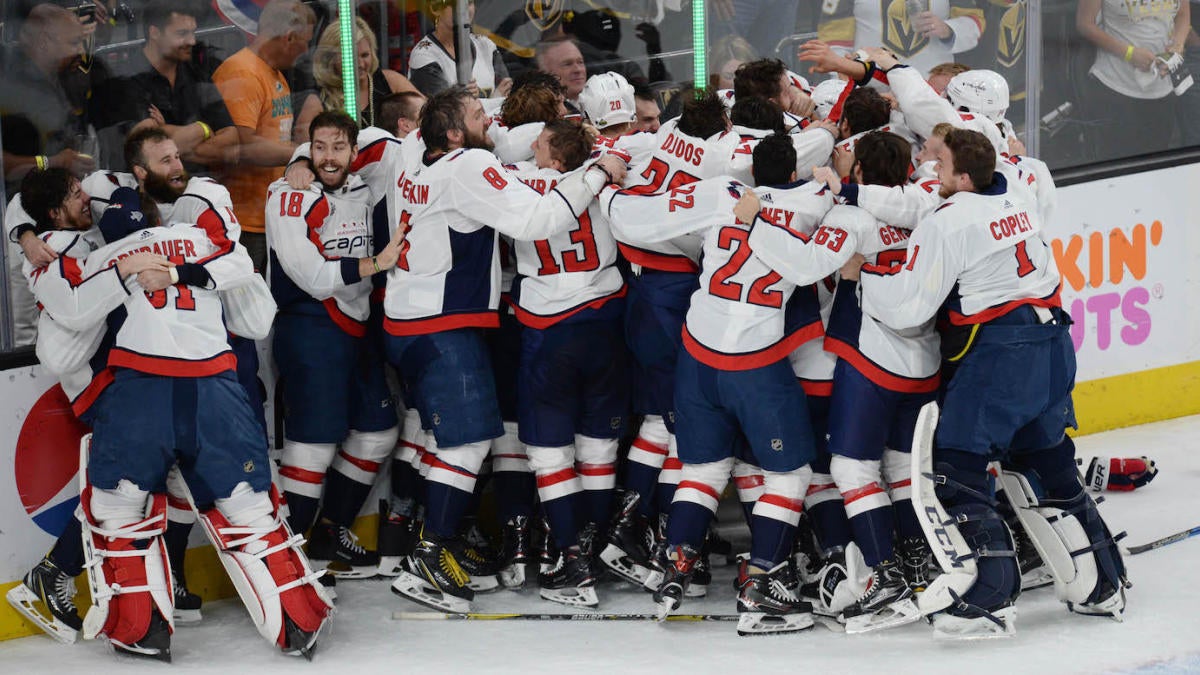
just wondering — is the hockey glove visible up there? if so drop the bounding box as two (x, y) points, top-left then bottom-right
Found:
(1085, 456), (1158, 492)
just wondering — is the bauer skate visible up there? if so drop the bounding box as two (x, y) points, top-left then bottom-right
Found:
(391, 535), (474, 614)
(306, 522), (380, 579)
(736, 562), (816, 636)
(841, 559), (922, 634)
(6, 557), (83, 643)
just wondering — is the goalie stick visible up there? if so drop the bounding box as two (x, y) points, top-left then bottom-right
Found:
(393, 611), (739, 622)
(1126, 525), (1200, 555)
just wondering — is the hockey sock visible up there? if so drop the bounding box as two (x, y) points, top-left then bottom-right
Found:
(324, 428), (395, 526)
(733, 459), (765, 526)
(319, 469), (373, 528)
(806, 499), (853, 552)
(668, 459), (731, 548)
(492, 421), (536, 521)
(654, 435), (681, 515)
(665, 501), (714, 550)
(48, 516), (85, 577)
(847, 507), (896, 567)
(749, 469), (808, 570)
(389, 457), (422, 517)
(832, 455), (894, 565)
(285, 493), (320, 535)
(421, 440), (489, 539)
(892, 500), (923, 541)
(576, 436), (618, 527)
(164, 519), (193, 582)
(749, 515), (796, 572)
(528, 445), (584, 549)
(624, 416), (670, 518)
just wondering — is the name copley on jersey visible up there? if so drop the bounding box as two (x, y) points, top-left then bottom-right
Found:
(1051, 220), (1163, 353)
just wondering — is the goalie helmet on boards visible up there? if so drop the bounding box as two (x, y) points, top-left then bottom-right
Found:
(578, 72), (637, 130)
(945, 70), (1010, 124)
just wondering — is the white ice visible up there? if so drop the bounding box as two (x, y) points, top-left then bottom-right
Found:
(3, 415), (1199, 674)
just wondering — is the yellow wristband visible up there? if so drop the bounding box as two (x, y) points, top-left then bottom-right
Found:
(168, 267), (180, 285)
(1124, 44), (1135, 62)
(34, 155), (46, 170)
(372, 256), (381, 274)
(197, 121), (213, 140)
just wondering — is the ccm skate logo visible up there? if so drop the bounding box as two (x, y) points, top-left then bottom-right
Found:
(659, 133), (704, 167)
(989, 211), (1032, 240)
(924, 506), (966, 569)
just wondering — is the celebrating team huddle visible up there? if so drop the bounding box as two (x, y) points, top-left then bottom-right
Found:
(6, 40), (1157, 662)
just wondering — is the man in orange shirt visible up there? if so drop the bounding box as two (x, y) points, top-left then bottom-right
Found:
(214, 0), (315, 272)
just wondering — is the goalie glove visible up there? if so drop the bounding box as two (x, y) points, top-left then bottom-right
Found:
(1084, 456), (1158, 492)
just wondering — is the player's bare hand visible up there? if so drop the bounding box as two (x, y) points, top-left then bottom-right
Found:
(712, 0), (735, 21)
(117, 252), (170, 278)
(733, 191), (761, 224)
(790, 89), (816, 119)
(806, 118), (838, 137)
(912, 12), (951, 40)
(496, 78), (514, 97)
(798, 40), (847, 75)
(19, 230), (58, 266)
(371, 221), (409, 272)
(840, 253), (866, 281)
(1131, 46), (1157, 72)
(595, 154), (628, 185)
(138, 268), (174, 293)
(50, 148), (96, 176)
(465, 79), (481, 97)
(833, 144), (855, 178)
(864, 47), (900, 70)
(285, 160), (316, 190)
(812, 165), (842, 195)
(1007, 135), (1027, 156)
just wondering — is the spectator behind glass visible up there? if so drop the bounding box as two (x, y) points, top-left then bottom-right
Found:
(104, 0), (240, 174)
(711, 34), (757, 90)
(1077, 0), (1191, 162)
(815, 0), (985, 78)
(408, 0), (512, 99)
(536, 37), (588, 109)
(705, 0), (797, 81)
(562, 9), (669, 86)
(213, 0), (315, 273)
(377, 91), (426, 138)
(632, 83), (661, 133)
(295, 16), (420, 140)
(0, 4), (98, 191)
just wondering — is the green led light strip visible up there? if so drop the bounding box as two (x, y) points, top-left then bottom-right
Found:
(692, 0), (706, 89)
(339, 0), (357, 117)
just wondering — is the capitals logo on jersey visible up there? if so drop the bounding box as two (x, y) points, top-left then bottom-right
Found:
(14, 385), (89, 535)
(883, 0), (929, 57)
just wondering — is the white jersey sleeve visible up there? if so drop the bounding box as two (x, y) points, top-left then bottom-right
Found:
(264, 182), (362, 302)
(24, 230), (131, 332)
(748, 198), (861, 287)
(601, 177), (745, 244)
(883, 66), (1004, 150)
(5, 193), (32, 243)
(489, 121), (543, 164)
(848, 177), (943, 229)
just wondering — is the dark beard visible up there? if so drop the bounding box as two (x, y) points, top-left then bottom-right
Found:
(317, 165), (350, 191)
(462, 127), (494, 152)
(142, 168), (188, 204)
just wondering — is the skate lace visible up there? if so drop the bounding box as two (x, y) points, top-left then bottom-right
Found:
(339, 527), (368, 556)
(768, 576), (800, 603)
(53, 571), (77, 611)
(439, 548), (470, 586)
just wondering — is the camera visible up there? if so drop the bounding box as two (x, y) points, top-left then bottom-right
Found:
(69, 1), (97, 24)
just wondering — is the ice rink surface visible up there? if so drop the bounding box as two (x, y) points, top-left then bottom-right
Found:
(2, 415), (1199, 674)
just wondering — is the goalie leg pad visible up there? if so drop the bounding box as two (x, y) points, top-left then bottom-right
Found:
(202, 482), (333, 656)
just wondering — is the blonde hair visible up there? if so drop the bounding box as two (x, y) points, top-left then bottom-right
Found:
(313, 16), (380, 112)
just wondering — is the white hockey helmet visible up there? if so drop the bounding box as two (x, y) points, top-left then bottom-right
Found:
(578, 72), (637, 130)
(945, 69), (1010, 124)
(811, 78), (848, 120)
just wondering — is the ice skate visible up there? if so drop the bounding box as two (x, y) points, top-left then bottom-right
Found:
(498, 516), (531, 589)
(390, 535), (474, 614)
(642, 513), (669, 592)
(110, 612), (172, 662)
(1012, 524), (1053, 591)
(897, 537), (938, 593)
(6, 558), (82, 644)
(599, 491), (653, 586)
(306, 522), (380, 579)
(376, 500), (420, 577)
(171, 571), (202, 623)
(1069, 580), (1128, 622)
(539, 547), (599, 607)
(653, 543), (700, 620)
(736, 562), (816, 636)
(841, 559), (922, 634)
(451, 535), (501, 592)
(932, 603), (1017, 640)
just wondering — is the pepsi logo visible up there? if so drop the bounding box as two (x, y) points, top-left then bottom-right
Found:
(14, 384), (88, 535)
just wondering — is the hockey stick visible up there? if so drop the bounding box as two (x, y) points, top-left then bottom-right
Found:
(392, 611), (739, 622)
(1126, 525), (1200, 555)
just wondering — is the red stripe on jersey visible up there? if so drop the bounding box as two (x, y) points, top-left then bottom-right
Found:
(826, 79), (856, 124)
(60, 256), (85, 287)
(351, 138), (389, 172)
(759, 493), (803, 513)
(195, 208), (234, 265)
(279, 465), (326, 485)
(823, 338), (940, 394)
(399, 439), (426, 452)
(948, 284), (1063, 326)
(662, 458), (683, 470)
(323, 298), (367, 337)
(617, 243), (700, 274)
(167, 494), (192, 511)
(841, 483), (885, 504)
(337, 450), (382, 473)
(108, 349), (237, 377)
(71, 367), (115, 418)
(681, 320), (823, 372)
(507, 285), (627, 329)
(798, 378), (833, 397)
(537, 467), (577, 488)
(577, 463), (615, 476)
(305, 195), (331, 251)
(862, 261), (904, 276)
(733, 474), (764, 490)
(384, 311), (500, 336)
(631, 438), (668, 456)
(677, 480), (721, 500)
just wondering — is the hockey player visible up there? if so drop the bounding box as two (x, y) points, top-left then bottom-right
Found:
(382, 85), (627, 613)
(843, 128), (1127, 637)
(505, 120), (631, 605)
(579, 72), (657, 167)
(267, 111), (405, 579)
(605, 134), (832, 635)
(751, 132), (938, 632)
(69, 130), (332, 660)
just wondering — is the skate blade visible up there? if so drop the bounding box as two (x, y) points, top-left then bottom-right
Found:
(498, 563), (527, 590)
(172, 607), (202, 624)
(599, 545), (651, 585)
(311, 560), (378, 580)
(844, 599), (923, 634)
(932, 606), (1017, 640)
(539, 585), (599, 608)
(377, 556), (405, 578)
(111, 639), (172, 662)
(390, 571), (471, 614)
(814, 614), (847, 633)
(282, 616), (329, 660)
(1020, 568), (1054, 591)
(468, 575), (500, 593)
(736, 611), (815, 636)
(654, 597), (679, 623)
(684, 582), (707, 598)
(6, 585), (78, 644)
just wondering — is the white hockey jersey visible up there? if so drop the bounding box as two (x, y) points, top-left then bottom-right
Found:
(859, 171), (1061, 331)
(266, 176), (374, 335)
(593, 130), (657, 169)
(507, 165), (625, 328)
(408, 32), (503, 95)
(606, 178), (831, 370)
(751, 203), (940, 391)
(489, 120), (542, 165)
(83, 224), (255, 377)
(726, 124), (837, 187)
(381, 148), (608, 335)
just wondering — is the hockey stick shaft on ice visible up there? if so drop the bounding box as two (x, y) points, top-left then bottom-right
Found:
(1126, 525), (1200, 555)
(392, 611), (739, 621)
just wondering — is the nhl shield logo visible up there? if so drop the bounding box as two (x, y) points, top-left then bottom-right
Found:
(770, 438), (783, 451)
(243, 460), (255, 473)
(525, 0), (565, 32)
